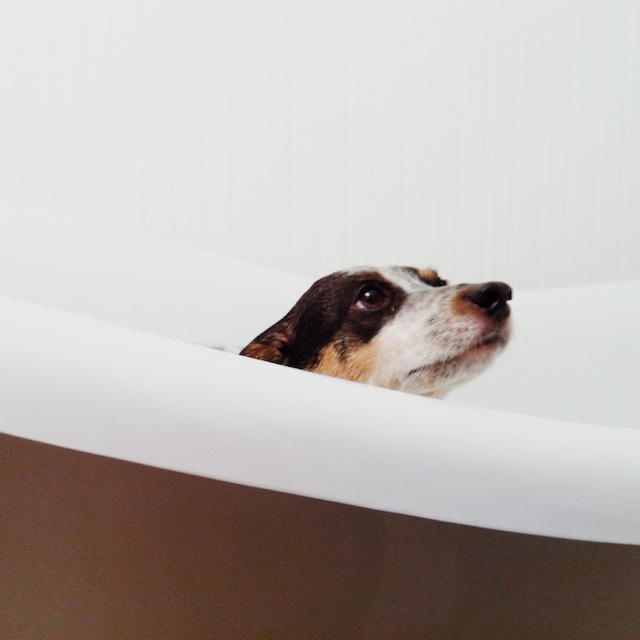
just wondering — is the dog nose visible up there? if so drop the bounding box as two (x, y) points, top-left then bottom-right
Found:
(464, 282), (512, 320)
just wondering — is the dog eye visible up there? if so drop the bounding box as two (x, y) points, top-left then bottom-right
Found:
(355, 285), (388, 310)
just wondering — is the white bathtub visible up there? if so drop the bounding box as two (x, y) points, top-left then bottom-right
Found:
(2, 202), (639, 638)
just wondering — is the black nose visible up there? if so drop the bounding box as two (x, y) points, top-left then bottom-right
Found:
(464, 282), (512, 320)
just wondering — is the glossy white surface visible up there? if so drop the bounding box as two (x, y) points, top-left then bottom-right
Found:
(1, 202), (639, 543)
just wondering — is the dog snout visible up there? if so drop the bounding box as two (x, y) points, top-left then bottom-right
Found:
(463, 282), (512, 320)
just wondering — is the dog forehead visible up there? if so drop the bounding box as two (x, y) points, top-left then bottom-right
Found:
(341, 266), (434, 293)
(381, 267), (434, 292)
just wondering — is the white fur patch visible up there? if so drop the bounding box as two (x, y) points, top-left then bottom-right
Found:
(344, 267), (510, 397)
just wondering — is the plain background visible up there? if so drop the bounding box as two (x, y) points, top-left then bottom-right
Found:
(1, 0), (639, 291)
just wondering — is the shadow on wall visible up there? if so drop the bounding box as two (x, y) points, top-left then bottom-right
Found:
(2, 433), (639, 640)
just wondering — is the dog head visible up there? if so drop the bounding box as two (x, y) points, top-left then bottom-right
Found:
(240, 266), (512, 398)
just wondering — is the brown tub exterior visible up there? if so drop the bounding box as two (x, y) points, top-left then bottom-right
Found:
(2, 432), (639, 640)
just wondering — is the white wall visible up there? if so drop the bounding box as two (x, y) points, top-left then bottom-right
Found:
(1, 0), (638, 290)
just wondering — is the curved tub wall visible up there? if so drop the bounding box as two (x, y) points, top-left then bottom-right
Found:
(1, 201), (639, 544)
(3, 202), (639, 431)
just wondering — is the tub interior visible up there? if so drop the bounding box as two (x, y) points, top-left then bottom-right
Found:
(450, 280), (640, 430)
(2, 202), (638, 430)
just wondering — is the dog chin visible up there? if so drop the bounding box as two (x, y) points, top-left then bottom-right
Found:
(405, 330), (509, 397)
(461, 331), (509, 365)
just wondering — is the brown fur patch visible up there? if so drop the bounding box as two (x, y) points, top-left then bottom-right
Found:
(450, 287), (472, 319)
(240, 324), (292, 363)
(241, 340), (285, 363)
(417, 269), (446, 287)
(312, 342), (379, 383)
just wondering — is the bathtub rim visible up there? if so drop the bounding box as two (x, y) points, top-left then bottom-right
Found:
(2, 292), (639, 546)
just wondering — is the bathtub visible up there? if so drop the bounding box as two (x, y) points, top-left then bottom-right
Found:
(1, 201), (639, 639)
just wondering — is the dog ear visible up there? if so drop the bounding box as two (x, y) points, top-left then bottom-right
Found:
(240, 316), (294, 364)
(240, 272), (354, 369)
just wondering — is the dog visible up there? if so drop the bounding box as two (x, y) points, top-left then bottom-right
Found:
(241, 266), (511, 398)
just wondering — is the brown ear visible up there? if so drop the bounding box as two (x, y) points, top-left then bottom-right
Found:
(240, 317), (294, 364)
